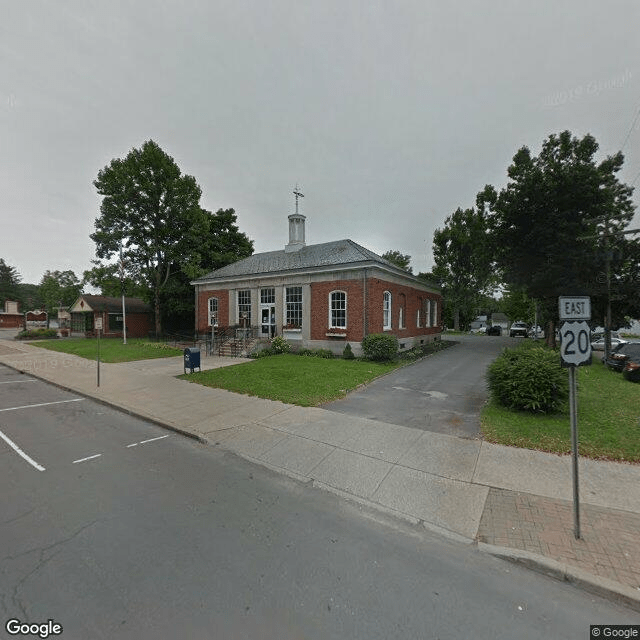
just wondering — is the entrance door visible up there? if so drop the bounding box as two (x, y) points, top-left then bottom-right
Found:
(261, 305), (276, 338)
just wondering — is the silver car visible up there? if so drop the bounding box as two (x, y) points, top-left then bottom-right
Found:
(590, 336), (629, 351)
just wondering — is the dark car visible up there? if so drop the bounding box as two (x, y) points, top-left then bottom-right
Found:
(623, 361), (640, 383)
(487, 325), (502, 336)
(604, 342), (640, 372)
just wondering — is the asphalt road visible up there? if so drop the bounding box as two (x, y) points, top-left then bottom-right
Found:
(324, 334), (513, 438)
(1, 364), (638, 639)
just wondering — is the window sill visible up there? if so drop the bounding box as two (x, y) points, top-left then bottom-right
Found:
(326, 331), (347, 338)
(283, 328), (302, 333)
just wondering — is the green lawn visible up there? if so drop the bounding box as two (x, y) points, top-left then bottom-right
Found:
(179, 354), (403, 406)
(30, 338), (183, 363)
(481, 358), (640, 462)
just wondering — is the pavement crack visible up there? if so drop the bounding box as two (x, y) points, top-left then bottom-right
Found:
(3, 519), (101, 620)
(2, 508), (35, 526)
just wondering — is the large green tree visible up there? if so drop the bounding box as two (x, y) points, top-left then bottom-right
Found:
(478, 130), (636, 340)
(92, 140), (211, 335)
(39, 270), (83, 326)
(0, 258), (22, 306)
(432, 207), (495, 330)
(160, 207), (254, 332)
(91, 141), (253, 334)
(381, 250), (412, 273)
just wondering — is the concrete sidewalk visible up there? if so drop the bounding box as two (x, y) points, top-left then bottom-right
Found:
(1, 338), (639, 611)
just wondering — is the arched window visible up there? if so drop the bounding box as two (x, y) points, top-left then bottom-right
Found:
(425, 299), (431, 327)
(417, 298), (422, 327)
(383, 291), (392, 330)
(329, 291), (347, 328)
(208, 297), (218, 326)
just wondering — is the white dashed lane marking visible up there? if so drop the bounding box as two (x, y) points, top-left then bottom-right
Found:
(126, 435), (170, 448)
(0, 398), (84, 412)
(72, 454), (103, 464)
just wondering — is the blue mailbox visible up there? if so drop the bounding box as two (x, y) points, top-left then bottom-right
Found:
(184, 347), (201, 374)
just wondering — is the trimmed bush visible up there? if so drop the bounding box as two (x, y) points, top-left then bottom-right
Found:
(487, 343), (568, 413)
(270, 335), (291, 354)
(342, 343), (355, 360)
(298, 348), (334, 359)
(361, 333), (399, 362)
(17, 328), (59, 340)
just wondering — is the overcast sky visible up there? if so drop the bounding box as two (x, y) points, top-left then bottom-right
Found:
(2, 1), (640, 285)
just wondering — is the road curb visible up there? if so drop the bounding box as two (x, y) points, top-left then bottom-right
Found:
(477, 542), (640, 613)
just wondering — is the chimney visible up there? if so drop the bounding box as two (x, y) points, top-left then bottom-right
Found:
(285, 213), (306, 252)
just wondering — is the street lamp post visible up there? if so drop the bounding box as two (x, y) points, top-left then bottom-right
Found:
(119, 243), (127, 345)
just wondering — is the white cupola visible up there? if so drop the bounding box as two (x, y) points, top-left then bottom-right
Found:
(285, 213), (306, 252)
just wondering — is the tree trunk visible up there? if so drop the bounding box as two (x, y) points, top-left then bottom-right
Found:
(154, 271), (162, 337)
(546, 320), (556, 348)
(454, 308), (460, 331)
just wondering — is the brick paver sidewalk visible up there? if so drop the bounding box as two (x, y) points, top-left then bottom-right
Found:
(477, 488), (640, 589)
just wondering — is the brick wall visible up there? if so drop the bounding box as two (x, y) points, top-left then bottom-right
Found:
(309, 277), (442, 343)
(196, 289), (229, 333)
(125, 313), (152, 338)
(366, 278), (441, 338)
(310, 280), (365, 342)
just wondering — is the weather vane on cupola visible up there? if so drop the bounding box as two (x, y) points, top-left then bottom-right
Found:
(293, 184), (304, 215)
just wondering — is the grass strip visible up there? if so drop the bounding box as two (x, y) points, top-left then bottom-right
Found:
(481, 358), (640, 462)
(179, 354), (402, 406)
(30, 338), (183, 363)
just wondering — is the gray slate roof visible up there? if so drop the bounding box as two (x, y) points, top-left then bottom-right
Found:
(78, 295), (151, 314)
(194, 239), (413, 283)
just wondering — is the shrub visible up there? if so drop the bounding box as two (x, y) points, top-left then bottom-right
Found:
(487, 343), (568, 413)
(270, 336), (291, 354)
(17, 328), (58, 340)
(298, 348), (334, 358)
(361, 333), (399, 362)
(343, 343), (355, 360)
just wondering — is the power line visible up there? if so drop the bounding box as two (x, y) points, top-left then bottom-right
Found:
(620, 101), (640, 152)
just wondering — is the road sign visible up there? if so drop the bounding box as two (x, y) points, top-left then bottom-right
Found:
(559, 321), (592, 367)
(558, 296), (591, 320)
(95, 317), (103, 331)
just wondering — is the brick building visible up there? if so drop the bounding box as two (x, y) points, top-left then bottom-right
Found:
(69, 295), (152, 338)
(192, 214), (441, 355)
(0, 301), (23, 329)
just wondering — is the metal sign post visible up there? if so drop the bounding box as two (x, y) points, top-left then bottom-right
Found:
(558, 297), (592, 540)
(95, 317), (103, 388)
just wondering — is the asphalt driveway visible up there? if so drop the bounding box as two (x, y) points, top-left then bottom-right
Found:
(323, 334), (514, 439)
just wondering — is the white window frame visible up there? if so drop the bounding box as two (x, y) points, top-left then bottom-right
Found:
(417, 299), (422, 328)
(425, 299), (431, 328)
(237, 289), (251, 326)
(285, 286), (303, 328)
(329, 290), (347, 329)
(431, 299), (438, 328)
(398, 294), (406, 329)
(383, 291), (392, 330)
(208, 297), (219, 327)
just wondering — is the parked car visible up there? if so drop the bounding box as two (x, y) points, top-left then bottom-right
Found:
(591, 336), (629, 352)
(623, 360), (640, 382)
(469, 321), (487, 335)
(509, 321), (528, 338)
(487, 325), (502, 336)
(603, 342), (640, 372)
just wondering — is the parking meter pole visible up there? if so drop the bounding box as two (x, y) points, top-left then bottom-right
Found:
(569, 365), (580, 539)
